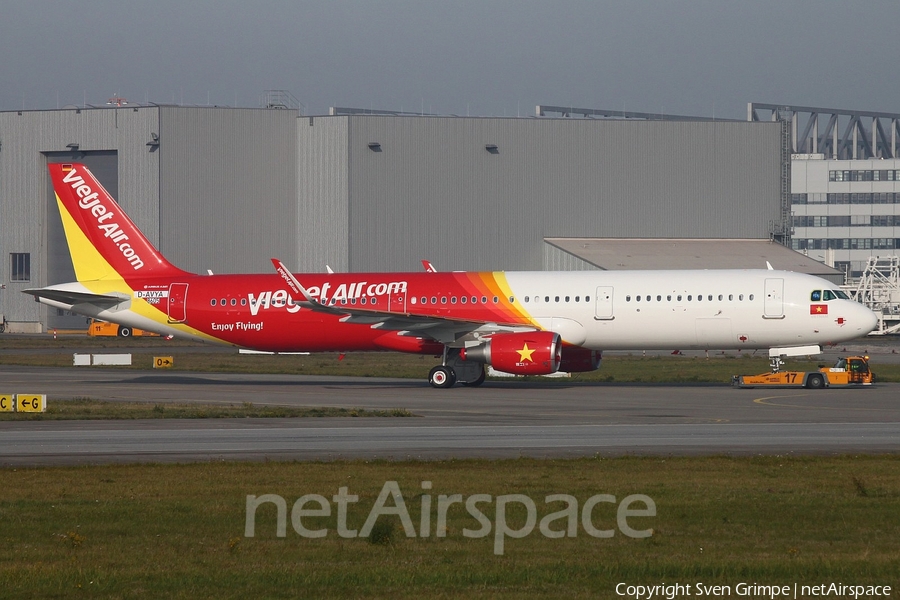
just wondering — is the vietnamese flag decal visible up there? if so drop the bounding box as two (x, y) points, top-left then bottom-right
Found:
(810, 304), (828, 315)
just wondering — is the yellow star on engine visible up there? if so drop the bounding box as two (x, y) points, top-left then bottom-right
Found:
(517, 343), (535, 362)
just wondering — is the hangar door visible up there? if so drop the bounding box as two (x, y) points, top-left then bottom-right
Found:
(44, 151), (118, 330)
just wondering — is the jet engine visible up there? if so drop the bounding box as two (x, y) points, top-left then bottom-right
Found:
(460, 331), (561, 376)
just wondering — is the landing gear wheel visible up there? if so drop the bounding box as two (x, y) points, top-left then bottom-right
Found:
(117, 326), (132, 338)
(806, 373), (825, 389)
(460, 366), (486, 387)
(429, 365), (457, 389)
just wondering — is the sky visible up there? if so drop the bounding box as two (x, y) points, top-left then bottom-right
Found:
(2, 0), (899, 119)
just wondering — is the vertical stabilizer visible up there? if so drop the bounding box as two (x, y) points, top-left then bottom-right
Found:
(48, 163), (190, 282)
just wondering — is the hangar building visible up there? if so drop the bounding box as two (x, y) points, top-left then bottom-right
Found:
(0, 101), (808, 331)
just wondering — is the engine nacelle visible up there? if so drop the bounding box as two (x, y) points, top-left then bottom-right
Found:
(461, 331), (561, 376)
(558, 345), (602, 373)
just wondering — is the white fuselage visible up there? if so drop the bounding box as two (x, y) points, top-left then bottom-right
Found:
(502, 269), (876, 350)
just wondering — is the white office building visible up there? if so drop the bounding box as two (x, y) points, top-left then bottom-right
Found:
(749, 104), (900, 279)
(791, 155), (900, 278)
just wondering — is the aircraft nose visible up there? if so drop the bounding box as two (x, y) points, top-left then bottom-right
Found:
(855, 302), (879, 335)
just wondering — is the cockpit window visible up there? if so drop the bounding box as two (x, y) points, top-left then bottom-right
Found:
(813, 289), (850, 301)
(819, 289), (849, 301)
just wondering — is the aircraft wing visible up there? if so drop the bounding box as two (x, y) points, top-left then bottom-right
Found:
(271, 259), (535, 344)
(338, 312), (534, 345)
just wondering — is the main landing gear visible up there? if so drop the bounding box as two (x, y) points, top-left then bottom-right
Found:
(428, 350), (486, 388)
(428, 365), (456, 388)
(460, 367), (486, 387)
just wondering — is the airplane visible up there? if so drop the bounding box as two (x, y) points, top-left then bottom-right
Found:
(25, 163), (878, 388)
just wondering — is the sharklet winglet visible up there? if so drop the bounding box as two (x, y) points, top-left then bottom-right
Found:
(271, 258), (346, 315)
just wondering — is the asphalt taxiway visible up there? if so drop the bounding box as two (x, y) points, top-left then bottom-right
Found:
(2, 365), (899, 465)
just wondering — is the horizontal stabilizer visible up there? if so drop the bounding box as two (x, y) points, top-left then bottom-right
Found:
(23, 287), (129, 308)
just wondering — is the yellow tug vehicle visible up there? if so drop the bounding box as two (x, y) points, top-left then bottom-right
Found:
(87, 318), (158, 338)
(734, 356), (874, 389)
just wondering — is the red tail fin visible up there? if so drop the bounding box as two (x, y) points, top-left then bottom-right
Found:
(48, 163), (190, 281)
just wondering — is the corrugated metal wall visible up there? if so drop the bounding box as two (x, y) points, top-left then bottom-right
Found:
(346, 117), (547, 272)
(158, 107), (298, 274)
(542, 244), (597, 271)
(1, 107), (782, 329)
(335, 116), (781, 272)
(0, 107), (160, 327)
(296, 117), (349, 272)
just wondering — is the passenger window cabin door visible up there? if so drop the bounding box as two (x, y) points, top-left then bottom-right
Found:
(763, 278), (784, 319)
(167, 283), (189, 323)
(594, 286), (614, 320)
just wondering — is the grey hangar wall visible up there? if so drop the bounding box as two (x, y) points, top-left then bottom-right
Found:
(0, 107), (782, 330)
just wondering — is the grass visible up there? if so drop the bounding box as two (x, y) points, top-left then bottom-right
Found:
(2, 337), (897, 596)
(0, 456), (898, 598)
(0, 398), (414, 421)
(0, 335), (200, 350)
